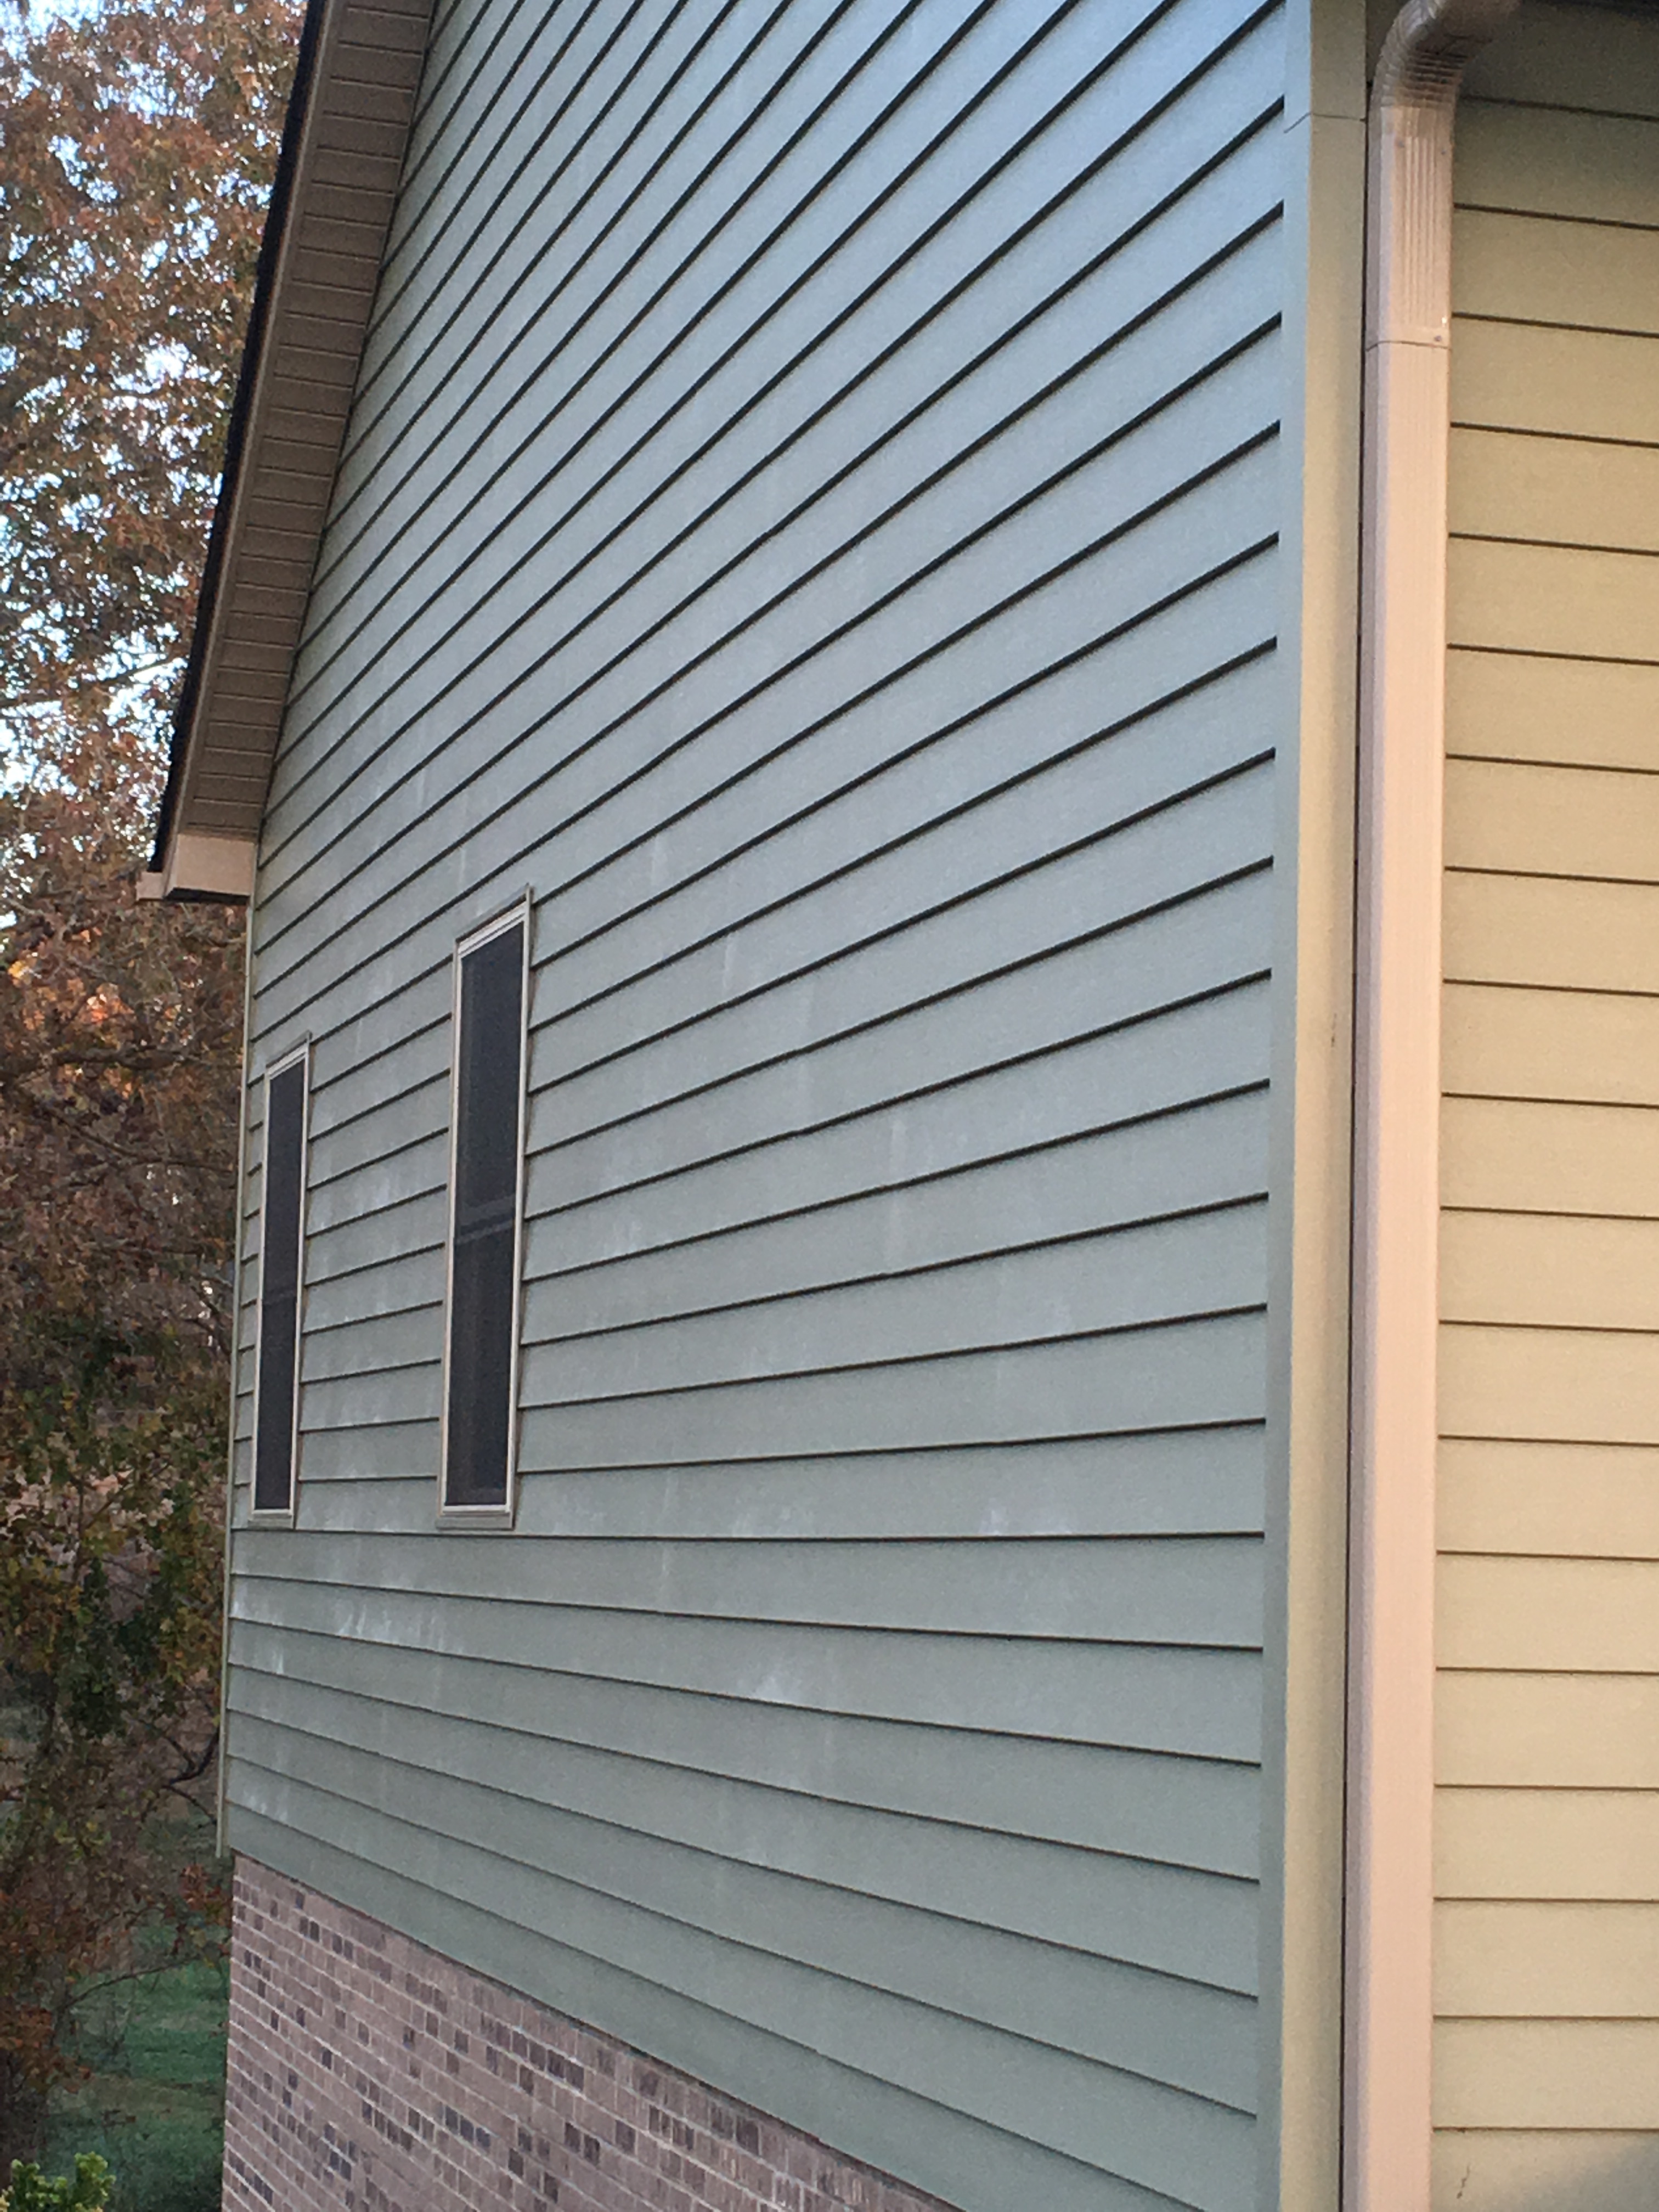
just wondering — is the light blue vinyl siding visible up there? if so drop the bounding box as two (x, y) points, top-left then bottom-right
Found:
(226, 2), (1290, 2207)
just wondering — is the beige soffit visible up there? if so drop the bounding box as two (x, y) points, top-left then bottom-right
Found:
(142, 0), (434, 903)
(1346, 0), (1517, 2205)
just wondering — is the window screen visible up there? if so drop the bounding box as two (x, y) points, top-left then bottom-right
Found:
(444, 917), (526, 1508)
(253, 1054), (307, 1514)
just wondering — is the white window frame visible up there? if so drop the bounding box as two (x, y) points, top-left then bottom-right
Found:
(249, 1040), (310, 1525)
(438, 900), (532, 1524)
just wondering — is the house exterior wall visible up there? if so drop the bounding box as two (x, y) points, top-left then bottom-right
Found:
(1435, 8), (1659, 2205)
(223, 1858), (960, 2212)
(221, 3), (1316, 2208)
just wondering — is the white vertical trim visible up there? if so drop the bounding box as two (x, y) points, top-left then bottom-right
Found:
(1347, 2), (1515, 2205)
(438, 899), (532, 1524)
(249, 1039), (311, 1526)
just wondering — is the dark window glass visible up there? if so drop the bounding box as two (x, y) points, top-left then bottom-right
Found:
(445, 921), (524, 1506)
(254, 1057), (306, 1513)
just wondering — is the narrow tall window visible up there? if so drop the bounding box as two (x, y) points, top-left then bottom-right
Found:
(253, 1050), (308, 1515)
(443, 912), (528, 1511)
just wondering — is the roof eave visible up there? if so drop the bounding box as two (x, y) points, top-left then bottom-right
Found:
(148, 0), (433, 903)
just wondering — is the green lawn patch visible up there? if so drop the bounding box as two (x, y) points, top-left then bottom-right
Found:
(45, 1951), (228, 2212)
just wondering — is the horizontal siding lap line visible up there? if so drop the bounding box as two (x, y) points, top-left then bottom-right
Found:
(1454, 307), (1659, 345)
(515, 627), (1276, 985)
(229, 1574), (1265, 1754)
(295, 1026), (1269, 1291)
(519, 739), (1279, 1050)
(262, 590), (1277, 1060)
(505, 1324), (1267, 1464)
(225, 1666), (1261, 1937)
(266, 1479), (1273, 1542)
(301, 1173), (1266, 1340)
(301, 1182), (443, 1254)
(1442, 1429), (1659, 1444)
(223, 1789), (1251, 2212)
(1438, 1550), (1659, 1568)
(1459, 91), (1659, 125)
(366, 2), (735, 472)
(1434, 2015), (1659, 2024)
(281, 1414), (1269, 1464)
(214, 1748), (1257, 2038)
(1437, 1667), (1659, 1679)
(278, 126), (1288, 830)
(297, 150), (1284, 774)
(289, 1404), (1263, 1467)
(1440, 1203), (1659, 1224)
(522, 894), (1276, 1147)
(268, 284), (1283, 895)
(1446, 751), (1659, 778)
(251, 590), (1278, 1049)
(224, 1741), (1262, 2117)
(514, 775), (1277, 1100)
(270, 648), (1276, 1077)
(1451, 430), (1659, 462)
(356, 0), (813, 454)
(1443, 973), (1659, 1000)
(385, 0), (600, 205)
(271, 865), (1272, 1163)
(299, 1044), (1266, 1222)
(373, 0), (674, 297)
(267, 571), (1282, 1027)
(228, 1650), (1263, 1895)
(294, 754), (1275, 1124)
(224, 1709), (1262, 2019)
(307, 0), (1280, 667)
(301, 1015), (449, 1114)
(300, 1299), (436, 1345)
(352, 0), (913, 456)
(1449, 867), (1659, 892)
(518, 1084), (1271, 1272)
(285, 614), (1283, 1035)
(1454, 530), (1659, 563)
(1443, 1095), (1659, 1114)
(224, 1613), (1262, 1820)
(263, 396), (1284, 1013)
(232, 1572), (1266, 1657)
(298, 1351), (438, 1381)
(510, 1195), (1269, 1355)
(294, 956), (1272, 1239)
(512, 1305), (1271, 1411)
(1452, 200), (1659, 236)
(1435, 1780), (1659, 1788)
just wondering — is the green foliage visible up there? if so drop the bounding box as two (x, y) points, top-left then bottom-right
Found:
(0, 2152), (113, 2212)
(47, 1938), (226, 2212)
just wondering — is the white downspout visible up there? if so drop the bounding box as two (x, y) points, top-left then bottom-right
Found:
(1347, 0), (1516, 2205)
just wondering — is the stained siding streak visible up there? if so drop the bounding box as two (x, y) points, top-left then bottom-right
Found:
(1435, 10), (1659, 2207)
(224, 2), (1289, 2207)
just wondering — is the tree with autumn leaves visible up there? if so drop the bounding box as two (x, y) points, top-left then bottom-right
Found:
(0, 0), (298, 2163)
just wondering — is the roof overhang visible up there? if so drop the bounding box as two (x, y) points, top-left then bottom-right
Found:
(143, 0), (433, 903)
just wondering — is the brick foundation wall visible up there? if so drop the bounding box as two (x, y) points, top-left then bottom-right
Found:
(225, 1858), (961, 2212)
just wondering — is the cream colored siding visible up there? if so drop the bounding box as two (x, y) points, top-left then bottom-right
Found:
(1435, 7), (1659, 2206)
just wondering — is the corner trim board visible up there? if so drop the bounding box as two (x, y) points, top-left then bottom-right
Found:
(1346, 2), (1517, 2205)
